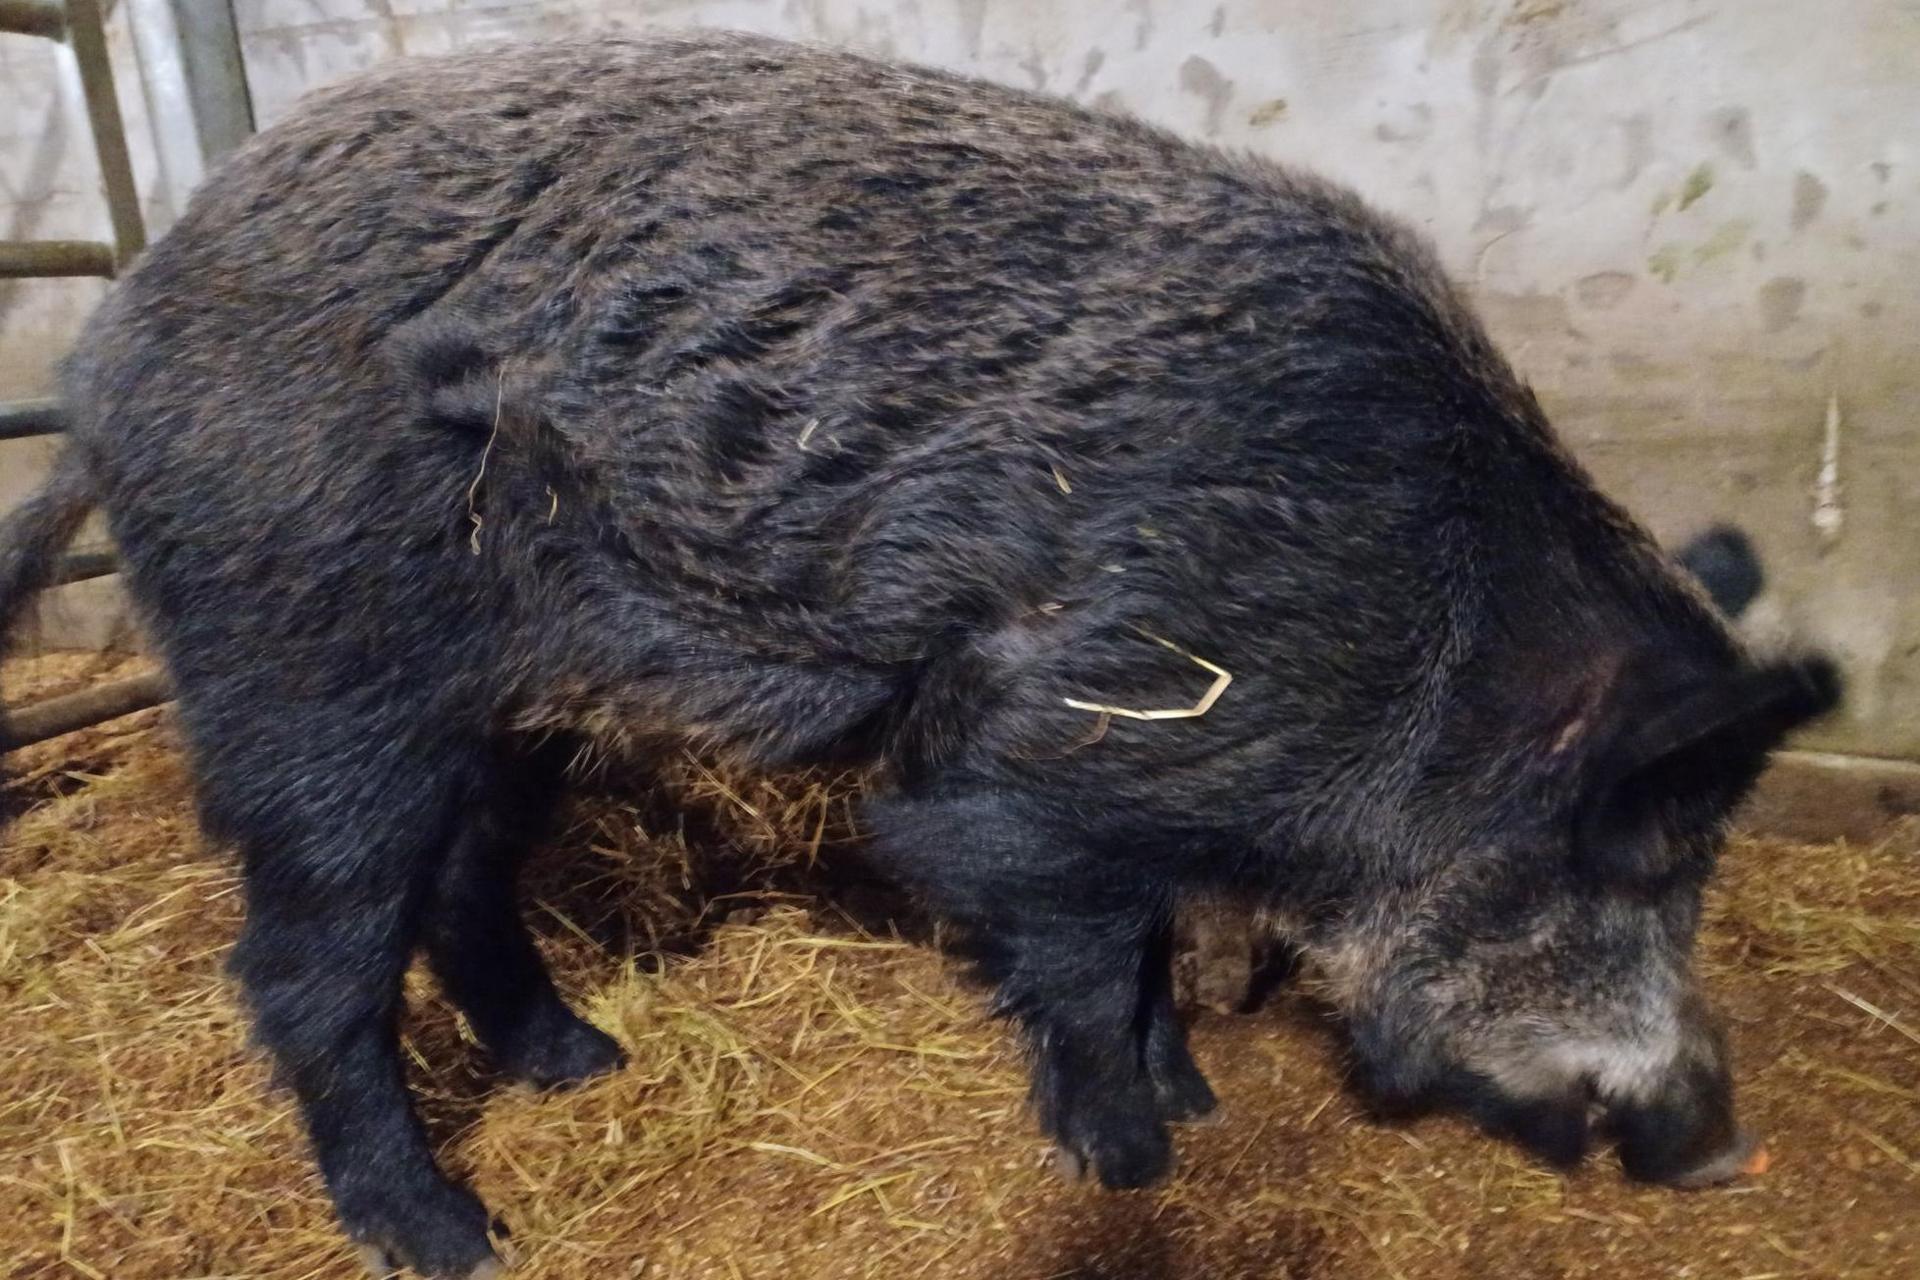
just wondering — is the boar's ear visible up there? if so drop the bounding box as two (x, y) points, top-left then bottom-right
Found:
(1672, 525), (1764, 620)
(1575, 657), (1842, 883)
(385, 313), (505, 437)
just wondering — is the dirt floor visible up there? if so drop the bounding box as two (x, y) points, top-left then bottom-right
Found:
(3, 651), (1917, 1280)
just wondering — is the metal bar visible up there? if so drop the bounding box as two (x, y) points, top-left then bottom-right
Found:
(1, 672), (170, 751)
(0, 1), (65, 40)
(0, 240), (117, 278)
(52, 549), (119, 587)
(0, 398), (66, 440)
(65, 0), (149, 266)
(169, 0), (253, 164)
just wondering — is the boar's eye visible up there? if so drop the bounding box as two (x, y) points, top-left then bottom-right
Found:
(1575, 657), (1841, 885)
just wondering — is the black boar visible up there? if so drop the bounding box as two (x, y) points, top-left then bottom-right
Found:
(0, 33), (1838, 1278)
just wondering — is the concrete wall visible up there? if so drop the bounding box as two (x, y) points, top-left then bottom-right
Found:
(4, 1), (1916, 757)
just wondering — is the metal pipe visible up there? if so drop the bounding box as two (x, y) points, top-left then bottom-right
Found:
(64, 0), (149, 267)
(0, 240), (117, 278)
(168, 0), (254, 164)
(0, 398), (67, 440)
(0, 1), (65, 40)
(0, 672), (171, 751)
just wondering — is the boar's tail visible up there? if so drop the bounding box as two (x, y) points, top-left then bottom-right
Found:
(0, 447), (95, 645)
(0, 447), (98, 766)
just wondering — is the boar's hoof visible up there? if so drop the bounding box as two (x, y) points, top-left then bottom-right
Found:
(1152, 1060), (1220, 1124)
(1663, 1130), (1766, 1190)
(497, 1007), (626, 1090)
(343, 1177), (500, 1279)
(1055, 1111), (1175, 1189)
(1168, 1095), (1225, 1128)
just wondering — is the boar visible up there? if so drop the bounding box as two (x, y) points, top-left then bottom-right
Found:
(0, 33), (1837, 1278)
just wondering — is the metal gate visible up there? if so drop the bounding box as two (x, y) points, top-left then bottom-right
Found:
(1, 0), (249, 751)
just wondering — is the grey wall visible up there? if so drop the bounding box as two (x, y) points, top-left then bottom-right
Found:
(5, 1), (1916, 756)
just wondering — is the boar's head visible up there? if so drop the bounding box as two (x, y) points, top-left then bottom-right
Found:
(1323, 645), (1838, 1187)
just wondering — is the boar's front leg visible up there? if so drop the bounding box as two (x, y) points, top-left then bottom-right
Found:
(867, 788), (1209, 1187)
(1142, 930), (1219, 1123)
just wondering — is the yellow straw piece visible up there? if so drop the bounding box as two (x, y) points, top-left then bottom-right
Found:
(1063, 628), (1233, 722)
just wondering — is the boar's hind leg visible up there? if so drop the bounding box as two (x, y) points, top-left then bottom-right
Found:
(867, 788), (1202, 1188)
(215, 718), (501, 1278)
(421, 739), (625, 1088)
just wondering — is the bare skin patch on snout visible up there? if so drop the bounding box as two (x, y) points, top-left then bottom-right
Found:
(1666, 1129), (1765, 1188)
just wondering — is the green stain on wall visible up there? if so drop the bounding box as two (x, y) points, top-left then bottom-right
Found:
(1677, 163), (1715, 211)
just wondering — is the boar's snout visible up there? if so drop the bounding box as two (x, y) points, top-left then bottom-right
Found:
(1398, 1028), (1759, 1188)
(1340, 927), (1765, 1188)
(1609, 1041), (1756, 1188)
